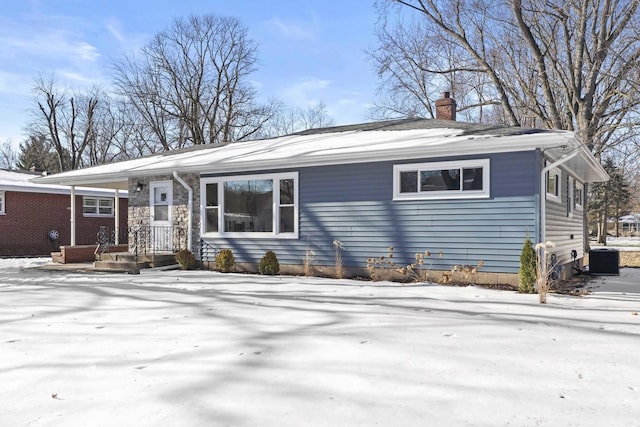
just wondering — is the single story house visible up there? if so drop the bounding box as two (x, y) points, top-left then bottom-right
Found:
(616, 214), (640, 235)
(33, 94), (608, 284)
(1, 169), (128, 257)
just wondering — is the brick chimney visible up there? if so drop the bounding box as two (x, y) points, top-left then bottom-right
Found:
(435, 91), (456, 121)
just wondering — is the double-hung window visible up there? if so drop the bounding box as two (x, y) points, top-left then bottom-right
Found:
(201, 172), (298, 238)
(0, 191), (4, 214)
(394, 159), (490, 200)
(83, 197), (114, 216)
(546, 167), (560, 201)
(574, 182), (583, 210)
(568, 176), (575, 217)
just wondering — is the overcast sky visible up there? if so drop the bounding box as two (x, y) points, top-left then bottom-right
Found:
(0, 0), (381, 149)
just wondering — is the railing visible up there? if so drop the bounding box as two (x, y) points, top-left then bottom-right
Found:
(96, 226), (129, 255)
(129, 225), (188, 258)
(200, 239), (219, 262)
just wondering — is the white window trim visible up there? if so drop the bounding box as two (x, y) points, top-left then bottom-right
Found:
(575, 181), (584, 210)
(546, 167), (561, 203)
(568, 176), (574, 218)
(82, 196), (115, 217)
(0, 191), (5, 214)
(200, 172), (299, 239)
(393, 159), (490, 200)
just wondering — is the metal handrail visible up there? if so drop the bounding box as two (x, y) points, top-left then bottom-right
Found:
(200, 239), (219, 262)
(96, 226), (128, 255)
(129, 225), (187, 257)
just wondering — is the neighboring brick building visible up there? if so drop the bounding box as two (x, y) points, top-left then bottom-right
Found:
(0, 169), (128, 256)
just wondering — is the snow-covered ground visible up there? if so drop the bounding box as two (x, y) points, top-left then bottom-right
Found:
(1, 258), (639, 426)
(591, 236), (640, 251)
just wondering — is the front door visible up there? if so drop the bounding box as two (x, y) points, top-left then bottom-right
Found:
(150, 181), (173, 251)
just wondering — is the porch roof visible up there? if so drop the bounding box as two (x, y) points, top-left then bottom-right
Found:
(32, 118), (609, 188)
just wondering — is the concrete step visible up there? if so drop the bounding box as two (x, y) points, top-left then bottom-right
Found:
(51, 252), (63, 263)
(100, 253), (177, 267)
(93, 260), (147, 272)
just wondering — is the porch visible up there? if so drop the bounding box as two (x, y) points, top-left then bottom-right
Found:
(51, 225), (188, 271)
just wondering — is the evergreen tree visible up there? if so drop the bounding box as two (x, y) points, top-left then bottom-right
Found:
(16, 135), (68, 173)
(518, 236), (536, 293)
(589, 159), (631, 244)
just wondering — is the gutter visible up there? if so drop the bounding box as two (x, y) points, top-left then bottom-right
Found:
(173, 171), (193, 253)
(540, 148), (580, 244)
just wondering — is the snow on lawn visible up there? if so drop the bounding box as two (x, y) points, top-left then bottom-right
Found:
(1, 259), (639, 426)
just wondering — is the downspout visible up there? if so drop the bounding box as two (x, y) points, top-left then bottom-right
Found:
(173, 171), (193, 252)
(540, 149), (580, 244)
(70, 185), (76, 246)
(114, 189), (120, 245)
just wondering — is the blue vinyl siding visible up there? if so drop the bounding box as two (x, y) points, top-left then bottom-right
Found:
(200, 150), (539, 274)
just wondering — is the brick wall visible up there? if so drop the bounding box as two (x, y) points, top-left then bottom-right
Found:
(0, 191), (128, 256)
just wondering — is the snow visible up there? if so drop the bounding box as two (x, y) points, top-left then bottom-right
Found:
(591, 236), (640, 251)
(1, 258), (639, 426)
(0, 169), (126, 197)
(34, 124), (596, 187)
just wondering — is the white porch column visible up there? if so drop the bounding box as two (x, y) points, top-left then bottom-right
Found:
(114, 189), (120, 245)
(70, 185), (76, 246)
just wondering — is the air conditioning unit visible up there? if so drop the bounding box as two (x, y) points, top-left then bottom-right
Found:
(588, 248), (620, 275)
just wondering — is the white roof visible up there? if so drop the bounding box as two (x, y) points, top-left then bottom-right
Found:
(0, 169), (128, 197)
(619, 214), (640, 223)
(32, 120), (609, 188)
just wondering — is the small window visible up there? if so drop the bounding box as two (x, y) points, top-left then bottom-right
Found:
(575, 182), (583, 209)
(568, 177), (574, 217)
(394, 159), (490, 200)
(83, 197), (114, 216)
(0, 191), (4, 214)
(204, 182), (219, 233)
(279, 178), (295, 233)
(546, 168), (560, 200)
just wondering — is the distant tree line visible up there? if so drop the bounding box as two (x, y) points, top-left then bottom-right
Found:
(0, 14), (334, 173)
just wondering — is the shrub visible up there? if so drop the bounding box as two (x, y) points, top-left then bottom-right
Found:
(440, 261), (483, 284)
(333, 239), (344, 279)
(536, 241), (557, 304)
(367, 247), (440, 282)
(259, 250), (280, 275)
(518, 236), (537, 293)
(366, 246), (397, 281)
(175, 249), (196, 270)
(303, 249), (315, 276)
(215, 249), (235, 273)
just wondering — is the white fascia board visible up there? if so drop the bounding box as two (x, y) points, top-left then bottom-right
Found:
(1, 184), (128, 198)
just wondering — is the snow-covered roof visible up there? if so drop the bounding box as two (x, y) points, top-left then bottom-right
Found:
(32, 118), (609, 188)
(0, 169), (128, 197)
(619, 214), (640, 223)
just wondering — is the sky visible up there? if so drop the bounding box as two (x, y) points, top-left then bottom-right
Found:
(0, 0), (382, 149)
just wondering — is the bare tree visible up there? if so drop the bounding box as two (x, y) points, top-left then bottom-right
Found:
(373, 0), (640, 157)
(256, 101), (337, 139)
(0, 140), (17, 169)
(297, 101), (336, 130)
(28, 75), (101, 171)
(112, 14), (275, 149)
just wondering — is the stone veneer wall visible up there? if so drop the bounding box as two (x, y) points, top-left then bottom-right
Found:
(128, 173), (201, 254)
